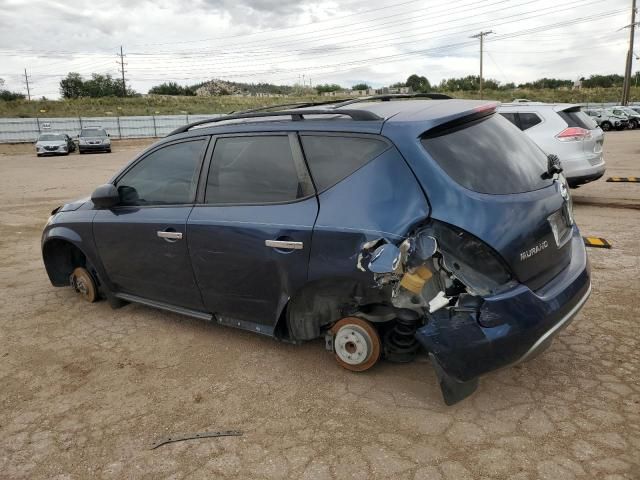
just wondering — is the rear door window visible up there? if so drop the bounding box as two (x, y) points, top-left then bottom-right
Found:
(557, 108), (597, 129)
(205, 135), (312, 204)
(518, 113), (542, 130)
(300, 135), (389, 192)
(421, 114), (552, 195)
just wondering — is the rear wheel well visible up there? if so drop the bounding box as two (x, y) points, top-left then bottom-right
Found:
(42, 239), (88, 286)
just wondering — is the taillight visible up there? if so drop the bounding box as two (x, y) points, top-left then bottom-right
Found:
(429, 221), (517, 297)
(556, 127), (591, 142)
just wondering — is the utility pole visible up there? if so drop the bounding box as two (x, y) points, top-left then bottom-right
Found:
(622, 0), (637, 105)
(118, 46), (127, 97)
(470, 31), (493, 99)
(23, 68), (31, 101)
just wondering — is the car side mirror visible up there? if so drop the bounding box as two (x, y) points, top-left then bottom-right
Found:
(91, 184), (119, 209)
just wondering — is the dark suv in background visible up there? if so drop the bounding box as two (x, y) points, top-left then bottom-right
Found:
(42, 96), (590, 404)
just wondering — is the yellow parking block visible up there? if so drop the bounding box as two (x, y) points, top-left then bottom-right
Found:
(606, 176), (639, 182)
(583, 236), (612, 249)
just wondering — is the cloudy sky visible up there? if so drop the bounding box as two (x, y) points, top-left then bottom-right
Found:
(0, 0), (634, 98)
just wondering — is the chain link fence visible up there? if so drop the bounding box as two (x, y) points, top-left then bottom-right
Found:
(0, 114), (223, 143)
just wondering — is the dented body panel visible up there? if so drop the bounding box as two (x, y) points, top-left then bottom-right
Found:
(383, 120), (572, 291)
(415, 228), (590, 383)
(291, 146), (430, 340)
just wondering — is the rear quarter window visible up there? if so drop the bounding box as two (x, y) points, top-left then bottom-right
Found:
(499, 112), (518, 127)
(518, 112), (542, 130)
(300, 135), (389, 192)
(420, 114), (552, 195)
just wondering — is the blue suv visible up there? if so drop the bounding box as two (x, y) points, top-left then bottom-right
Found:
(42, 95), (591, 404)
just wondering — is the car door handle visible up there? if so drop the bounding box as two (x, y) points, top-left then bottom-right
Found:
(157, 230), (183, 241)
(265, 239), (303, 250)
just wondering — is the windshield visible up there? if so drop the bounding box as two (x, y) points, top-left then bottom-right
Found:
(421, 114), (552, 195)
(38, 134), (65, 141)
(81, 129), (107, 137)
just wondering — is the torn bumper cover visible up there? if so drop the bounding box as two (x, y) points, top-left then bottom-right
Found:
(416, 230), (591, 404)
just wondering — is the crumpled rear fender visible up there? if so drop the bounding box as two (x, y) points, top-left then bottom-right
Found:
(416, 230), (591, 404)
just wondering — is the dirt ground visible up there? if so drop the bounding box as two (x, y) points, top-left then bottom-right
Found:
(0, 135), (638, 480)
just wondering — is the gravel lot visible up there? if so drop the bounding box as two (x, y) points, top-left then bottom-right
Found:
(0, 134), (638, 480)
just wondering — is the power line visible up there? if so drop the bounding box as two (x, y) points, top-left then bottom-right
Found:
(130, 9), (628, 83)
(128, 0), (427, 48)
(124, 0), (604, 75)
(0, 5), (628, 95)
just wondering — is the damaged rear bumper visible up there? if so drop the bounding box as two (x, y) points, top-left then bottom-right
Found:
(416, 228), (591, 404)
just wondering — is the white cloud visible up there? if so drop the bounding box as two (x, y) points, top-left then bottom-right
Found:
(0, 0), (633, 98)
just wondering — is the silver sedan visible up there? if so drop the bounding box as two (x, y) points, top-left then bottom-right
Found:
(35, 133), (75, 156)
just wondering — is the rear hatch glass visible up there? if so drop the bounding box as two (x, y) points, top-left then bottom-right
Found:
(420, 114), (552, 194)
(557, 107), (598, 130)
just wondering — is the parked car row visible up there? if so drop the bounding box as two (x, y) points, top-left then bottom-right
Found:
(584, 106), (640, 131)
(35, 127), (112, 156)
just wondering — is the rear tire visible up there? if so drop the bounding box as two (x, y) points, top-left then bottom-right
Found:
(600, 122), (611, 132)
(330, 317), (381, 372)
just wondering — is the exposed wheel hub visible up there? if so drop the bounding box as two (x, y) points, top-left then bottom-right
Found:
(70, 267), (98, 303)
(335, 324), (372, 366)
(330, 317), (381, 372)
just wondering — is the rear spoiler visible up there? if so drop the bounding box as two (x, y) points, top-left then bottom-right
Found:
(421, 102), (500, 139)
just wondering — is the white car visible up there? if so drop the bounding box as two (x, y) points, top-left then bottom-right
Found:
(498, 103), (605, 187)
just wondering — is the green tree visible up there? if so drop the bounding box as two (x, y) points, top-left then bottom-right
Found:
(82, 74), (122, 97)
(59, 72), (136, 98)
(518, 78), (573, 89)
(581, 74), (624, 88)
(149, 82), (196, 96)
(352, 83), (371, 90)
(406, 74), (431, 92)
(59, 72), (85, 99)
(483, 78), (500, 90)
(315, 83), (343, 93)
(438, 75), (501, 91)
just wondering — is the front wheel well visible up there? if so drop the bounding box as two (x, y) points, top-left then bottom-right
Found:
(42, 239), (88, 286)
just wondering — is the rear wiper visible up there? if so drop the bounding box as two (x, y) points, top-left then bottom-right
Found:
(541, 154), (563, 179)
